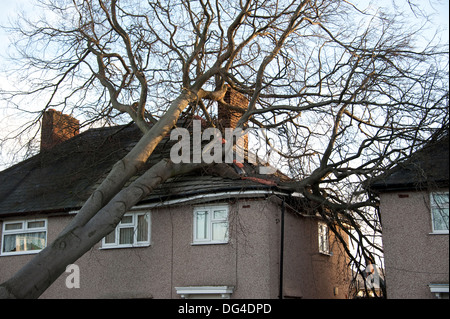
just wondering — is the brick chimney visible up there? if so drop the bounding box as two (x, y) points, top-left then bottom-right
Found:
(40, 109), (80, 151)
(217, 87), (248, 151)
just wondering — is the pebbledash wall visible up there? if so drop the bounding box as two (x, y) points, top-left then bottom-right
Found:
(379, 190), (449, 299)
(0, 198), (350, 299)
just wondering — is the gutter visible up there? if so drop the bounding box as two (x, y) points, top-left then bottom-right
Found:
(0, 187), (299, 218)
(132, 188), (290, 210)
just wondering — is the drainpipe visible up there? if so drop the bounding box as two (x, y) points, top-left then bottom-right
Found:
(279, 197), (285, 299)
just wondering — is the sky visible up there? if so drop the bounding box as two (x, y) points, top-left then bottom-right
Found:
(0, 0), (449, 170)
(0, 0), (42, 169)
(0, 0), (31, 41)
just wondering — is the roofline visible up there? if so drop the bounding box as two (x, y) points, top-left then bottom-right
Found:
(0, 187), (300, 218)
(131, 188), (295, 210)
(0, 207), (81, 219)
(369, 180), (449, 193)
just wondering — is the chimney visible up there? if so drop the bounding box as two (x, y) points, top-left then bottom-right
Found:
(40, 109), (80, 151)
(217, 87), (248, 151)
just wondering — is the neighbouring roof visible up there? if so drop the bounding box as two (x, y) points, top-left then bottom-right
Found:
(0, 119), (291, 217)
(369, 135), (449, 192)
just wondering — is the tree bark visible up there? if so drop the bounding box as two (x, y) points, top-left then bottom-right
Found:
(0, 90), (199, 299)
(62, 89), (198, 234)
(0, 158), (198, 299)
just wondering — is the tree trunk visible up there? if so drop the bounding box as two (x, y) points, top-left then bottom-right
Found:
(0, 90), (198, 299)
(0, 158), (199, 299)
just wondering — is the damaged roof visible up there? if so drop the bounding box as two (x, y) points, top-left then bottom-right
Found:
(0, 119), (290, 217)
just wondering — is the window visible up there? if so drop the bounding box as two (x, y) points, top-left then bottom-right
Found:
(430, 192), (449, 234)
(193, 205), (229, 244)
(318, 222), (330, 255)
(1, 219), (47, 256)
(102, 212), (151, 248)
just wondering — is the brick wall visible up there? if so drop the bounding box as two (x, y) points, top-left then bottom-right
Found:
(41, 109), (80, 151)
(217, 87), (248, 150)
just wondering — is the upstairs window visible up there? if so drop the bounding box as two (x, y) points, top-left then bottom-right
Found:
(430, 192), (449, 234)
(318, 222), (330, 255)
(102, 212), (151, 248)
(193, 205), (229, 244)
(1, 219), (47, 256)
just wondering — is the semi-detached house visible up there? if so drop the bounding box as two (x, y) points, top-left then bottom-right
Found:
(369, 135), (449, 299)
(0, 89), (351, 299)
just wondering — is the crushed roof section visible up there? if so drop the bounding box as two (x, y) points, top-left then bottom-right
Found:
(0, 120), (291, 217)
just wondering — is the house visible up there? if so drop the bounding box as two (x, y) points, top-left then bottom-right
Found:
(0, 90), (351, 299)
(369, 135), (449, 299)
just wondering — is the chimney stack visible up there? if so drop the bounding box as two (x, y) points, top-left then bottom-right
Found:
(41, 109), (80, 151)
(217, 87), (248, 151)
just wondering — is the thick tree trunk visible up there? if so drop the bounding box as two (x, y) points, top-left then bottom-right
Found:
(0, 91), (198, 299)
(0, 158), (198, 299)
(62, 90), (197, 234)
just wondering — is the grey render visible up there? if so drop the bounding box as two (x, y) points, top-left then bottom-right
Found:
(369, 135), (449, 299)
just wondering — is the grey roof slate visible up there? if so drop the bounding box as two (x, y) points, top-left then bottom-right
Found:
(369, 135), (449, 192)
(0, 124), (141, 216)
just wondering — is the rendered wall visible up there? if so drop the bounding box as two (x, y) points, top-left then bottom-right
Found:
(0, 198), (350, 299)
(379, 190), (449, 299)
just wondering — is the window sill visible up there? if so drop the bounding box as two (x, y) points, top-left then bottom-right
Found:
(99, 243), (151, 250)
(175, 286), (234, 299)
(191, 241), (229, 246)
(319, 251), (333, 256)
(0, 250), (42, 257)
(429, 231), (449, 235)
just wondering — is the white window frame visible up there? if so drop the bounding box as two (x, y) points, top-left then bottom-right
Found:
(318, 222), (330, 255)
(1, 219), (47, 256)
(101, 211), (151, 249)
(192, 205), (229, 245)
(430, 192), (449, 234)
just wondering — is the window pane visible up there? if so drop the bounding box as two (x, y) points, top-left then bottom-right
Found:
(5, 223), (22, 231)
(213, 210), (227, 220)
(23, 232), (46, 251)
(431, 193), (449, 231)
(3, 232), (46, 253)
(137, 214), (149, 242)
(318, 224), (329, 253)
(104, 230), (116, 244)
(121, 215), (133, 224)
(433, 207), (449, 231)
(212, 222), (228, 241)
(28, 221), (45, 229)
(196, 212), (208, 240)
(119, 227), (134, 244)
(3, 234), (17, 253)
(432, 193), (449, 207)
